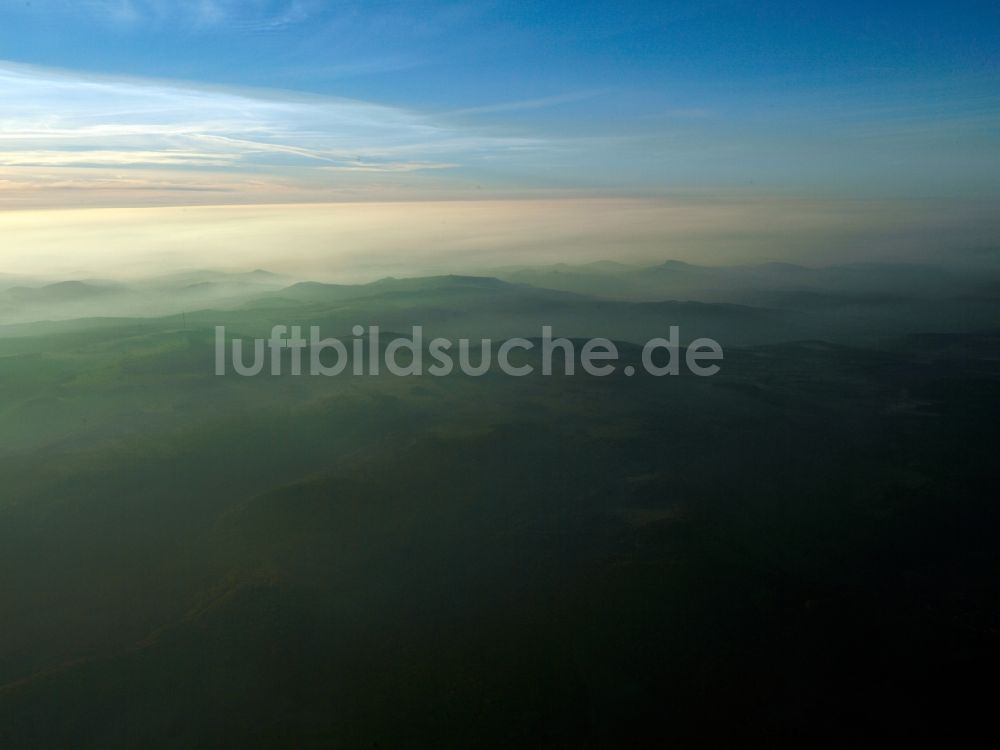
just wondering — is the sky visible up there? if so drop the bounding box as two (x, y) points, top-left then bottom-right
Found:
(1, 0), (998, 206)
(0, 1), (998, 277)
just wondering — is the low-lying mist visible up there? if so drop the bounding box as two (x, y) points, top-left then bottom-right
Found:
(3, 197), (998, 285)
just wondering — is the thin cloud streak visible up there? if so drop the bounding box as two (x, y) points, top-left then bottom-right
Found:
(0, 62), (544, 205)
(0, 150), (239, 167)
(443, 90), (608, 117)
(68, 0), (323, 31)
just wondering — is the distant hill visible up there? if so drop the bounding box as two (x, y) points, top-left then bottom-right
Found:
(4, 281), (122, 304)
(3, 264), (1000, 345)
(0, 271), (292, 326)
(493, 259), (1000, 304)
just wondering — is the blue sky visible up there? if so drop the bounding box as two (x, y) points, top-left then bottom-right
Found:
(0, 0), (998, 206)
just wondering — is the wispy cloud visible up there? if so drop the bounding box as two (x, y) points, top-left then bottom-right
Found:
(0, 61), (542, 205)
(0, 150), (238, 167)
(443, 90), (608, 118)
(73, 0), (322, 31)
(319, 161), (460, 173)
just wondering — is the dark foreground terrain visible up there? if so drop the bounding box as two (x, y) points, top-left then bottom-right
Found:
(1, 270), (999, 747)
